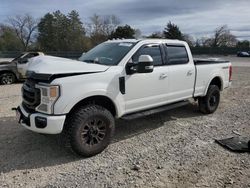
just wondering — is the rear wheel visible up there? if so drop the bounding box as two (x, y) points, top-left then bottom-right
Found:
(0, 72), (16, 85)
(64, 105), (115, 157)
(198, 85), (220, 114)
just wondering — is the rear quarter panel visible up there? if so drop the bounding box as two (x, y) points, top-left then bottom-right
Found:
(194, 62), (231, 97)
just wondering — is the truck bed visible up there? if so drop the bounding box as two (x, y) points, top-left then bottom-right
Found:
(193, 58), (231, 98)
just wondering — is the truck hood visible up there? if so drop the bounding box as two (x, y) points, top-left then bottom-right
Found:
(28, 55), (110, 75)
(26, 55), (110, 82)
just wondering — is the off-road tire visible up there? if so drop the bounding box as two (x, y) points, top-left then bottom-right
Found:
(64, 105), (115, 157)
(0, 72), (16, 85)
(198, 85), (220, 114)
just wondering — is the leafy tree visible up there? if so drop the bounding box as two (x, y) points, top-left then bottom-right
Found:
(236, 40), (250, 50)
(147, 31), (163, 38)
(53, 10), (71, 51)
(163, 21), (184, 40)
(110, 25), (135, 39)
(0, 25), (23, 51)
(37, 10), (87, 51)
(37, 13), (56, 51)
(7, 14), (37, 50)
(67, 10), (87, 51)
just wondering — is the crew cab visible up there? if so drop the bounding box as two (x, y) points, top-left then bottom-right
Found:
(0, 52), (44, 84)
(15, 39), (232, 157)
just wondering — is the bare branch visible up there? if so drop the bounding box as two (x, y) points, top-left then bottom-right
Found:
(7, 14), (38, 50)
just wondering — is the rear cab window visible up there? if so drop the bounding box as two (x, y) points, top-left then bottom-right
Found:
(165, 45), (189, 65)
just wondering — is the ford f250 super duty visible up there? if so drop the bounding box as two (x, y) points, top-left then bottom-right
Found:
(15, 39), (232, 157)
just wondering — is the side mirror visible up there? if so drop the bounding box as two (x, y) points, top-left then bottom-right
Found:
(126, 55), (154, 75)
(137, 55), (154, 73)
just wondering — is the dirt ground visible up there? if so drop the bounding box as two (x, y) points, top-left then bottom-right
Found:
(0, 57), (250, 188)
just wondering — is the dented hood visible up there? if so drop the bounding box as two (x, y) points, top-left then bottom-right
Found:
(28, 55), (109, 75)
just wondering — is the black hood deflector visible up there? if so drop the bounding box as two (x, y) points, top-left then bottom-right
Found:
(27, 71), (105, 83)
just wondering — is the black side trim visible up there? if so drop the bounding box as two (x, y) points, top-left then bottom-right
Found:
(27, 71), (105, 83)
(119, 77), (125, 94)
(121, 101), (189, 120)
(194, 59), (229, 65)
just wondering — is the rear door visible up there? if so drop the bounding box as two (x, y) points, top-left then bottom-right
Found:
(124, 43), (169, 113)
(164, 44), (195, 102)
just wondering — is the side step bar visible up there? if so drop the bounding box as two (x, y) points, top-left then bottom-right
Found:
(121, 100), (190, 120)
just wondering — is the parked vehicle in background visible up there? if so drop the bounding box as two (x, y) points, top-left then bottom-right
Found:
(16, 39), (232, 157)
(237, 51), (250, 57)
(0, 52), (44, 85)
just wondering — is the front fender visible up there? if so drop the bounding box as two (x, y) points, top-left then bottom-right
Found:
(67, 91), (123, 116)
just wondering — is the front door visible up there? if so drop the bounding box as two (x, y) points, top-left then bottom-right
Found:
(124, 44), (169, 114)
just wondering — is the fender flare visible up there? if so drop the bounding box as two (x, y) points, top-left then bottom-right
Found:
(60, 90), (124, 117)
(204, 75), (223, 95)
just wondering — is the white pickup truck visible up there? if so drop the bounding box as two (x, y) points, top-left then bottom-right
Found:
(16, 39), (232, 157)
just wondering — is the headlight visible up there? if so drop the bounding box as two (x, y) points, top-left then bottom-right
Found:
(35, 84), (60, 114)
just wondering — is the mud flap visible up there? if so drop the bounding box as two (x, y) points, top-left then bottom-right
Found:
(215, 137), (250, 153)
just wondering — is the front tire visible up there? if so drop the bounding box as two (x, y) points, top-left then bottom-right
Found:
(65, 105), (115, 157)
(198, 85), (220, 114)
(0, 72), (16, 85)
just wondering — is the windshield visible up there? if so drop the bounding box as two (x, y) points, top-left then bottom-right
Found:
(79, 42), (136, 65)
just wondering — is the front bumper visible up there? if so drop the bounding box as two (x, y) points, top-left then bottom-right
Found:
(17, 104), (66, 134)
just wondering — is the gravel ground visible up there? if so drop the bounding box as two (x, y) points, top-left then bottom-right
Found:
(0, 59), (250, 187)
(0, 84), (22, 117)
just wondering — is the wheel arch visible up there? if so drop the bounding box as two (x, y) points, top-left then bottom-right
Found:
(0, 70), (17, 77)
(67, 95), (118, 117)
(0, 70), (17, 83)
(205, 76), (223, 95)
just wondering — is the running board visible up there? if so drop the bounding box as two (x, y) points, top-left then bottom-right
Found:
(121, 101), (190, 120)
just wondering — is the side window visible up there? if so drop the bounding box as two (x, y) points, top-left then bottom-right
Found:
(24, 53), (38, 59)
(19, 53), (39, 64)
(166, 45), (189, 65)
(132, 45), (163, 66)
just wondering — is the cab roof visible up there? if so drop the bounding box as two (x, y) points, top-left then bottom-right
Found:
(105, 38), (187, 45)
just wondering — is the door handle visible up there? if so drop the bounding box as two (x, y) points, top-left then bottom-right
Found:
(187, 70), (193, 76)
(159, 73), (168, 79)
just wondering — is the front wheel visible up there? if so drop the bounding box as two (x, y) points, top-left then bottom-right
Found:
(0, 72), (16, 85)
(198, 85), (220, 114)
(64, 105), (115, 157)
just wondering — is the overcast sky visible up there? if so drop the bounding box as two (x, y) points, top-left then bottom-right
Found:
(1, 0), (250, 40)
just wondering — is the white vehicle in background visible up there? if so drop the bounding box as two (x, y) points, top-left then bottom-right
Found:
(0, 52), (44, 84)
(15, 39), (232, 157)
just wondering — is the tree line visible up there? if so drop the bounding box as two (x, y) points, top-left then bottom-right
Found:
(0, 10), (249, 52)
